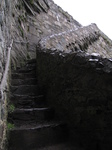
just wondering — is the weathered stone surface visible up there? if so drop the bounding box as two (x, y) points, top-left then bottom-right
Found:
(39, 23), (112, 58)
(0, 0), (12, 149)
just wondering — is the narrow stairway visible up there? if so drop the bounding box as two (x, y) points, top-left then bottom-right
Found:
(8, 59), (73, 150)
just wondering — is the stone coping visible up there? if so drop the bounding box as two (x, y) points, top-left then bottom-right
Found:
(39, 23), (100, 52)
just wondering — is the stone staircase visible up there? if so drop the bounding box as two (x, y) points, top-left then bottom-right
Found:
(7, 59), (79, 150)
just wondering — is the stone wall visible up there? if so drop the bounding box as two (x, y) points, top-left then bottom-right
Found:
(10, 0), (81, 67)
(37, 27), (112, 149)
(37, 50), (112, 150)
(25, 0), (81, 58)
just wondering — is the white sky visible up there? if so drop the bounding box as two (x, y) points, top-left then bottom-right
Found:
(54, 0), (112, 40)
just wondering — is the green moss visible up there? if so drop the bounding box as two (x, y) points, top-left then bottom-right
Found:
(8, 104), (15, 113)
(7, 123), (15, 130)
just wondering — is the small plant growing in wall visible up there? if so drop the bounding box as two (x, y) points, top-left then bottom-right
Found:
(8, 104), (15, 113)
(7, 123), (15, 130)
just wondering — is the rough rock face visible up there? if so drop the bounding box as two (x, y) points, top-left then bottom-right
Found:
(0, 0), (11, 81)
(0, 0), (12, 149)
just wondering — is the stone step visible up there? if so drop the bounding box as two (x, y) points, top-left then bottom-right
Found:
(13, 63), (36, 73)
(8, 122), (68, 150)
(12, 72), (36, 79)
(26, 59), (36, 64)
(13, 67), (36, 73)
(10, 85), (38, 96)
(25, 63), (36, 70)
(11, 78), (37, 86)
(13, 59), (36, 73)
(25, 61), (36, 70)
(8, 107), (55, 126)
(37, 143), (84, 150)
(10, 95), (45, 108)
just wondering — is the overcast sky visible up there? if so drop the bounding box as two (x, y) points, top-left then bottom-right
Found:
(54, 0), (112, 40)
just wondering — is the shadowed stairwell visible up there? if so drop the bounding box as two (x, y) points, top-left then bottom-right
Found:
(7, 59), (83, 150)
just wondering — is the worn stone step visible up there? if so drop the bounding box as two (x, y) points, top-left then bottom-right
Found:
(11, 85), (38, 96)
(11, 78), (37, 86)
(13, 59), (36, 73)
(13, 67), (36, 73)
(10, 95), (45, 108)
(8, 122), (68, 150)
(25, 63), (36, 70)
(12, 72), (36, 79)
(37, 143), (84, 150)
(25, 61), (36, 70)
(14, 62), (36, 72)
(26, 59), (36, 64)
(8, 107), (55, 126)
